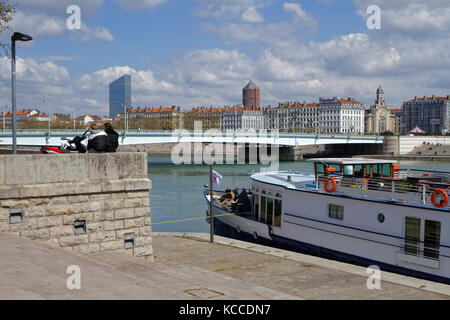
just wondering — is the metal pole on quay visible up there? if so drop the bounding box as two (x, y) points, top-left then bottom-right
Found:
(11, 32), (33, 154)
(209, 164), (214, 243)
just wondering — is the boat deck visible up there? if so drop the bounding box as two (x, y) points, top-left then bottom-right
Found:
(252, 172), (450, 212)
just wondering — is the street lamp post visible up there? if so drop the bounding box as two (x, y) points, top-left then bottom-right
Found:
(11, 32), (33, 154)
(120, 102), (128, 131)
(73, 108), (79, 132)
(2, 105), (7, 132)
(43, 99), (50, 134)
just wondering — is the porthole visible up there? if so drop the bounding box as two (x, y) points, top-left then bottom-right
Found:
(378, 213), (385, 223)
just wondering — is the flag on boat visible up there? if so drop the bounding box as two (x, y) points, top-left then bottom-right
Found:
(212, 170), (223, 185)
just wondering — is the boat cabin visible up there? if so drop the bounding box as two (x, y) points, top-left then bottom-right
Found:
(308, 158), (400, 180)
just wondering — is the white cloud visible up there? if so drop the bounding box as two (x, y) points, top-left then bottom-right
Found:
(93, 27), (115, 42)
(8, 11), (66, 38)
(314, 33), (402, 76)
(283, 2), (317, 29)
(353, 0), (450, 36)
(114, 0), (168, 10)
(0, 56), (72, 108)
(16, 0), (104, 16)
(0, 0), (114, 44)
(68, 24), (115, 42)
(241, 7), (264, 23)
(194, 0), (270, 19)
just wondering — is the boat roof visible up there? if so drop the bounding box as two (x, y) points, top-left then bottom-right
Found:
(306, 158), (398, 165)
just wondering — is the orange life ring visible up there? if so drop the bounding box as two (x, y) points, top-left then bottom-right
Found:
(431, 189), (448, 208)
(324, 177), (337, 193)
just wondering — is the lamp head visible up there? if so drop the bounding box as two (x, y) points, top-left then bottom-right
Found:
(12, 32), (33, 42)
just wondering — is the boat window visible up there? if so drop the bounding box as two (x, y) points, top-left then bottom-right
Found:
(275, 193), (282, 198)
(260, 194), (267, 223)
(274, 198), (282, 228)
(372, 164), (381, 178)
(266, 197), (274, 225)
(365, 165), (371, 177)
(424, 220), (441, 259)
(354, 165), (364, 178)
(328, 204), (344, 220)
(315, 163), (325, 175)
(329, 164), (340, 172)
(382, 164), (392, 177)
(253, 194), (259, 220)
(404, 217), (420, 255)
(343, 165), (353, 177)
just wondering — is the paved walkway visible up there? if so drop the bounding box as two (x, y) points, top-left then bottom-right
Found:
(1, 232), (449, 300)
(0, 232), (297, 300)
(152, 233), (450, 300)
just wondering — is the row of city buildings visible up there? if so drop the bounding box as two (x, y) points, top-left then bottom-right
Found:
(5, 79), (447, 135)
(108, 76), (450, 135)
(0, 109), (113, 126)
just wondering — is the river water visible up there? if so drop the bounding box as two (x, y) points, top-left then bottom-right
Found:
(148, 156), (449, 233)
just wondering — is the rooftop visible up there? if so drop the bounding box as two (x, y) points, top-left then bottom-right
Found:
(244, 80), (258, 90)
(306, 158), (398, 165)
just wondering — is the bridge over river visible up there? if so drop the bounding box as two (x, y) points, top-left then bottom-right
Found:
(0, 130), (384, 148)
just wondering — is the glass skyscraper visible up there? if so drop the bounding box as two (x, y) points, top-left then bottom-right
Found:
(109, 75), (131, 118)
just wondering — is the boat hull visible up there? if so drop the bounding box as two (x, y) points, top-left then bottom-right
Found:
(205, 191), (450, 285)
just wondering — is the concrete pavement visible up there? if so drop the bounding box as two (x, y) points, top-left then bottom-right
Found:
(0, 232), (297, 300)
(1, 232), (449, 300)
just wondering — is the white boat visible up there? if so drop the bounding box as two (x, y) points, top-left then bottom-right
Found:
(204, 158), (450, 284)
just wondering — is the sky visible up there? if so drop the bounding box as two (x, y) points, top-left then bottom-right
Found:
(0, 0), (450, 116)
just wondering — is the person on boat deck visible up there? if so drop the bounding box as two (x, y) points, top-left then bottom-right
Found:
(87, 124), (108, 153)
(221, 188), (236, 201)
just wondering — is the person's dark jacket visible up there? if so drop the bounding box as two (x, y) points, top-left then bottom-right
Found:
(70, 135), (87, 153)
(87, 130), (108, 153)
(105, 128), (119, 153)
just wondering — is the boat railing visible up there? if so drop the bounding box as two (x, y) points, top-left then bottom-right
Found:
(317, 174), (450, 210)
(395, 169), (408, 179)
(408, 169), (450, 182)
(400, 241), (441, 261)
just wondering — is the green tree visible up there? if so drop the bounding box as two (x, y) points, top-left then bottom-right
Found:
(0, 0), (15, 56)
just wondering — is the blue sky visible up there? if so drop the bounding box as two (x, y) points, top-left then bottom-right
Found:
(20, 0), (364, 74)
(1, 0), (450, 116)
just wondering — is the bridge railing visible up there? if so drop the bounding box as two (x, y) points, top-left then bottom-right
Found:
(0, 129), (384, 140)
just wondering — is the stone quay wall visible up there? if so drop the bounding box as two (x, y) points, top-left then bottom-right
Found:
(0, 153), (153, 259)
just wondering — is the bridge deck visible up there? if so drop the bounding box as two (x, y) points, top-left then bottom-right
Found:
(0, 130), (384, 147)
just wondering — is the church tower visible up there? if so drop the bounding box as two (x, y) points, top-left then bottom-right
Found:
(376, 86), (385, 105)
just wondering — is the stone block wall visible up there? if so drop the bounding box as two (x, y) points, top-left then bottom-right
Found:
(0, 153), (153, 260)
